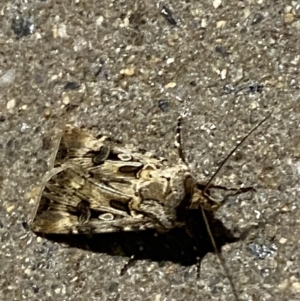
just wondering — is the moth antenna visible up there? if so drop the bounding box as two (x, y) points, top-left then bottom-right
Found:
(175, 115), (188, 165)
(203, 111), (272, 195)
(200, 111), (272, 300)
(200, 206), (240, 300)
(175, 96), (192, 165)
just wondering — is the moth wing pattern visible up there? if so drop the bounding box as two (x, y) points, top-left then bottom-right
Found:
(31, 165), (182, 234)
(30, 125), (193, 235)
(55, 125), (165, 170)
(55, 125), (109, 168)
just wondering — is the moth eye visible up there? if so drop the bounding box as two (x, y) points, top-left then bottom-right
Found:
(92, 145), (110, 164)
(98, 213), (114, 221)
(118, 154), (132, 161)
(77, 200), (91, 223)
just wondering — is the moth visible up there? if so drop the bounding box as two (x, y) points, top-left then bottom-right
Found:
(30, 124), (198, 234)
(29, 113), (271, 300)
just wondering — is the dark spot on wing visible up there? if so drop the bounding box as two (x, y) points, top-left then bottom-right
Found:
(92, 145), (111, 165)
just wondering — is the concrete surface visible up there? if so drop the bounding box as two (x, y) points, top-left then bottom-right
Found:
(1, 0), (300, 300)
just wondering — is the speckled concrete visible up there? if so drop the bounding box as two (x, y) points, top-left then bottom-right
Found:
(1, 1), (300, 300)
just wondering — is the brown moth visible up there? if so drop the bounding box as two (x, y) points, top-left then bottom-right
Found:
(30, 124), (197, 234)
(29, 113), (271, 300)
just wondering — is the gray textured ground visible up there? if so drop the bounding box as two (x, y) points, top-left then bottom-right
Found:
(1, 1), (300, 300)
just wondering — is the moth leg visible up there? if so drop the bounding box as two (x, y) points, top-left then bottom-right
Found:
(201, 192), (223, 211)
(120, 255), (136, 276)
(215, 187), (254, 208)
(218, 186), (255, 202)
(199, 183), (255, 210)
(197, 257), (202, 279)
(199, 183), (255, 194)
